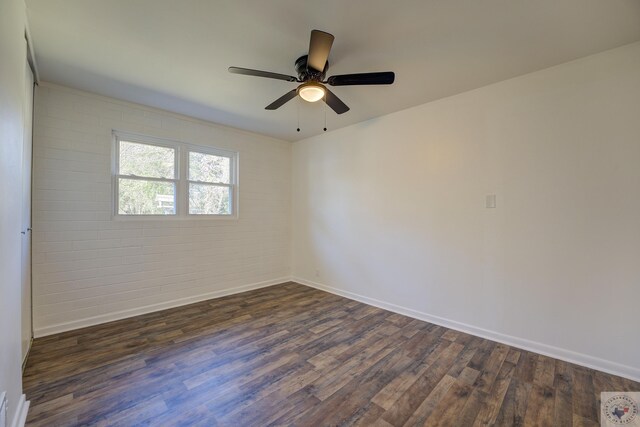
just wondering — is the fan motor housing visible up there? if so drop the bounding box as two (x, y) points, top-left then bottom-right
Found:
(295, 55), (328, 82)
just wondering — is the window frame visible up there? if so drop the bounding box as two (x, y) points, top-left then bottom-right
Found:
(112, 131), (238, 220)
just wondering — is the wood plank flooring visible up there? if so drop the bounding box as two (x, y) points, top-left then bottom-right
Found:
(24, 282), (639, 426)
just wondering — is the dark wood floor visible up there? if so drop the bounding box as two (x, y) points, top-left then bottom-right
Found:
(24, 282), (639, 426)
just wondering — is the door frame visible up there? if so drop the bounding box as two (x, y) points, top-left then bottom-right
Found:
(21, 32), (38, 371)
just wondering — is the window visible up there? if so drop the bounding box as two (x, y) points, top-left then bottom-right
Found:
(113, 132), (237, 217)
(117, 140), (177, 215)
(188, 151), (232, 215)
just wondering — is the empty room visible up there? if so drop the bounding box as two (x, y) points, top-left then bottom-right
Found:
(1, 0), (640, 426)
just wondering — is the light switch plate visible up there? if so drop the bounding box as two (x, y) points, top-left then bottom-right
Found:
(486, 194), (497, 208)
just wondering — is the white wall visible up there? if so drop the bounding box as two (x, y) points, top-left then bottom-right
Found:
(32, 84), (291, 336)
(0, 0), (29, 424)
(292, 42), (640, 380)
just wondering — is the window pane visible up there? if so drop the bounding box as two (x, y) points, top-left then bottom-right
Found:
(189, 184), (231, 215)
(119, 141), (175, 179)
(189, 151), (230, 183)
(119, 178), (175, 215)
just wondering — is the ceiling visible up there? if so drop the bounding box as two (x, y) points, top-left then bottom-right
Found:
(26, 0), (640, 142)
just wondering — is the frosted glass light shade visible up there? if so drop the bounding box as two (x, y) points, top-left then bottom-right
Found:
(298, 83), (325, 102)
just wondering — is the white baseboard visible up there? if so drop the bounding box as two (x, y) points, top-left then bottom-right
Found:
(11, 395), (29, 427)
(22, 337), (32, 372)
(292, 276), (640, 383)
(34, 277), (290, 337)
(32, 273), (640, 382)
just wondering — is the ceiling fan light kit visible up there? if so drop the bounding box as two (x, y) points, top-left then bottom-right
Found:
(297, 81), (326, 103)
(229, 29), (395, 116)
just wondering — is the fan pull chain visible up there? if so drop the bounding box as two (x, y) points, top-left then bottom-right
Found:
(296, 101), (300, 132)
(323, 95), (327, 132)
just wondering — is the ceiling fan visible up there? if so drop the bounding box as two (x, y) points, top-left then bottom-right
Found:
(228, 30), (395, 115)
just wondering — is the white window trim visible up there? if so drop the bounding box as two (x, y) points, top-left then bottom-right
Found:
(112, 130), (239, 220)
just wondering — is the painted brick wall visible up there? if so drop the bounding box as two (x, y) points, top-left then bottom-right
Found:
(32, 83), (291, 336)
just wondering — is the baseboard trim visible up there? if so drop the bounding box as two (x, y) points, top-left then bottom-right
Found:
(11, 394), (29, 427)
(34, 277), (290, 337)
(292, 276), (640, 383)
(22, 337), (33, 372)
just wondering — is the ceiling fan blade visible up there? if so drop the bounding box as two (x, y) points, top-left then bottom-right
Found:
(327, 71), (395, 86)
(323, 88), (349, 114)
(265, 89), (298, 110)
(307, 30), (334, 72)
(229, 67), (297, 82)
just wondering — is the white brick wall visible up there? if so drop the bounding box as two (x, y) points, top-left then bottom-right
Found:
(32, 83), (292, 336)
